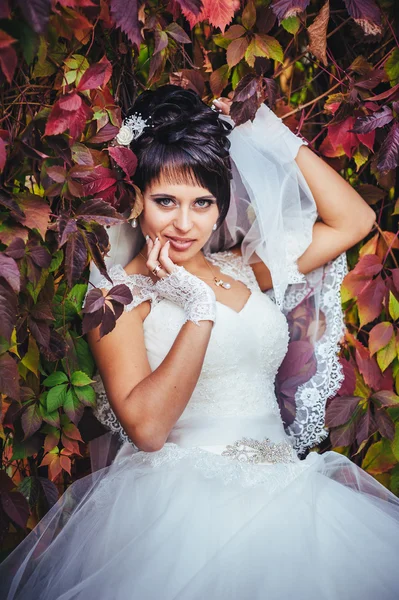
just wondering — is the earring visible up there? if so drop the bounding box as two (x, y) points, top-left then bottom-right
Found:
(212, 223), (217, 231)
(131, 217), (138, 228)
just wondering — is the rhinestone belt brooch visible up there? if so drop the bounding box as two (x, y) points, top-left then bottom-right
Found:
(221, 437), (296, 464)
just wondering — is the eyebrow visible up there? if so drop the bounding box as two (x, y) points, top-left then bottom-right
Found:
(150, 194), (216, 200)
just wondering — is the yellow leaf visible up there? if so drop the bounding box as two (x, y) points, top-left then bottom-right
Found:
(388, 291), (399, 321)
(21, 336), (40, 377)
(377, 335), (396, 372)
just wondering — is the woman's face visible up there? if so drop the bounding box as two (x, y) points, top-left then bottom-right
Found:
(139, 175), (219, 263)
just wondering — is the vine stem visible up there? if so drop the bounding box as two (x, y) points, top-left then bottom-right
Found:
(281, 81), (342, 120)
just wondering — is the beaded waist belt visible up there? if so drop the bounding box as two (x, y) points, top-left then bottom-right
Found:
(221, 437), (297, 464)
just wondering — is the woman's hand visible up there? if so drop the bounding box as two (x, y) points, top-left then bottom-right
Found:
(145, 236), (216, 326)
(212, 97), (232, 116)
(145, 236), (178, 279)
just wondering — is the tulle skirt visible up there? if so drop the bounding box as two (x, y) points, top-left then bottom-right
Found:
(1, 440), (399, 600)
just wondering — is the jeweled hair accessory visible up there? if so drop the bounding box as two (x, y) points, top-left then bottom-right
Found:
(116, 113), (150, 146)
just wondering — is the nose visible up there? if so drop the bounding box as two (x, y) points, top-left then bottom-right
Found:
(173, 208), (192, 233)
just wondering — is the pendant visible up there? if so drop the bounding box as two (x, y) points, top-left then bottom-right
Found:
(214, 278), (231, 290)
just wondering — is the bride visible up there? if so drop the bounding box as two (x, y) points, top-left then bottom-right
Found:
(1, 85), (399, 599)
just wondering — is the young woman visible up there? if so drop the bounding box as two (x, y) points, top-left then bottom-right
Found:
(1, 85), (398, 600)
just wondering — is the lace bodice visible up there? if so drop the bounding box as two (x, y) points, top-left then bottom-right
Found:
(93, 251), (291, 448)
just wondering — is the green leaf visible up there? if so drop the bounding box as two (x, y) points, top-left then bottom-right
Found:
(49, 249), (64, 273)
(64, 388), (84, 424)
(213, 34), (231, 49)
(385, 48), (399, 86)
(282, 16), (300, 35)
(376, 336), (396, 372)
(391, 423), (399, 461)
(70, 370), (94, 387)
(388, 291), (399, 321)
(46, 384), (68, 412)
(43, 371), (69, 387)
(67, 284), (88, 311)
(65, 332), (95, 377)
(362, 439), (397, 474)
(18, 476), (41, 508)
(74, 384), (96, 407)
(390, 464), (399, 495)
(254, 34), (283, 64)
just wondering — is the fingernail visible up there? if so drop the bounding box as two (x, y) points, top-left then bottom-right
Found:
(145, 234), (149, 242)
(155, 236), (159, 243)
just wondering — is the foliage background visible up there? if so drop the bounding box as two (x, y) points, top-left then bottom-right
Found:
(0, 0), (398, 558)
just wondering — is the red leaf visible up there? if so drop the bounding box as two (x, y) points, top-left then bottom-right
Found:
(15, 194), (50, 240)
(330, 415), (358, 447)
(87, 122), (119, 143)
(325, 396), (360, 427)
(337, 358), (356, 396)
(368, 322), (394, 356)
(45, 98), (92, 142)
(357, 275), (386, 327)
(328, 116), (358, 158)
(0, 254), (20, 292)
(82, 178), (116, 197)
(355, 406), (376, 445)
(77, 56), (112, 91)
(47, 165), (67, 183)
(355, 343), (382, 390)
(343, 0), (382, 36)
(182, 0), (236, 32)
(58, 92), (82, 112)
(59, 218), (78, 247)
(377, 122), (399, 172)
(271, 0), (310, 21)
(0, 44), (17, 84)
(108, 146), (137, 179)
(0, 352), (19, 400)
(175, 0), (203, 17)
(110, 0), (141, 48)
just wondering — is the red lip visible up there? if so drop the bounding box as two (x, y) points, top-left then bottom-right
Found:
(166, 236), (196, 242)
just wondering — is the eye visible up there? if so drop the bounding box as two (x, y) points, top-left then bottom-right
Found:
(195, 199), (215, 208)
(154, 197), (175, 207)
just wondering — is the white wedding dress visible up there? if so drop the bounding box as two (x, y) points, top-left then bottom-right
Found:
(1, 251), (399, 600)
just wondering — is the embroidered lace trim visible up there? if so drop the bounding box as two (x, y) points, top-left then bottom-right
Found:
(206, 250), (261, 293)
(267, 253), (348, 455)
(221, 437), (297, 464)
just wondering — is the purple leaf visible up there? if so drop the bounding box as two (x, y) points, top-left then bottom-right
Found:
(271, 0), (310, 22)
(87, 123), (119, 144)
(5, 238), (25, 260)
(108, 146), (138, 179)
(59, 218), (78, 248)
(374, 408), (395, 440)
(0, 253), (20, 293)
(38, 477), (59, 509)
(100, 304), (116, 337)
(233, 74), (259, 103)
(82, 309), (103, 335)
(65, 231), (88, 287)
(30, 301), (54, 322)
(45, 330), (67, 361)
(0, 280), (17, 342)
(325, 396), (361, 427)
(83, 288), (106, 314)
(0, 491), (30, 529)
(175, 0), (203, 16)
(343, 0), (382, 36)
(110, 0), (141, 48)
(0, 352), (19, 400)
(355, 406), (376, 445)
(21, 404), (42, 439)
(352, 106), (393, 134)
(28, 317), (50, 348)
(108, 284), (133, 305)
(27, 244), (51, 268)
(15, 0), (51, 34)
(77, 199), (124, 226)
(0, 191), (25, 220)
(377, 122), (399, 172)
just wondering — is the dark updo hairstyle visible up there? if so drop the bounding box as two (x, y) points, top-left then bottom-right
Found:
(126, 85), (233, 227)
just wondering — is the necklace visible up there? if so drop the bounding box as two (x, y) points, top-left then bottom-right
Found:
(138, 251), (231, 290)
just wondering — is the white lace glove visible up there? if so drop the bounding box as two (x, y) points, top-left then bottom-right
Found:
(154, 265), (216, 326)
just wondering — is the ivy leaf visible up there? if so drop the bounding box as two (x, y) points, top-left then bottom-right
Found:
(377, 122), (399, 172)
(21, 404), (42, 439)
(254, 34), (283, 63)
(65, 230), (88, 287)
(108, 146), (138, 180)
(372, 391), (399, 407)
(74, 384), (96, 407)
(0, 352), (19, 400)
(362, 439), (396, 474)
(343, 0), (382, 36)
(15, 194), (50, 240)
(388, 291), (399, 321)
(325, 396), (361, 427)
(175, 0), (203, 16)
(210, 64), (230, 97)
(374, 408), (395, 441)
(368, 322), (394, 356)
(64, 389), (84, 425)
(70, 371), (94, 387)
(110, 0), (141, 48)
(0, 254), (20, 293)
(385, 48), (399, 86)
(226, 37), (249, 68)
(242, 1), (256, 30)
(271, 0), (310, 22)
(0, 490), (30, 529)
(376, 336), (396, 372)
(0, 30), (17, 83)
(357, 275), (386, 327)
(355, 406), (376, 445)
(0, 280), (17, 342)
(46, 384), (68, 412)
(43, 371), (69, 387)
(165, 23), (191, 44)
(77, 56), (112, 91)
(352, 107), (393, 134)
